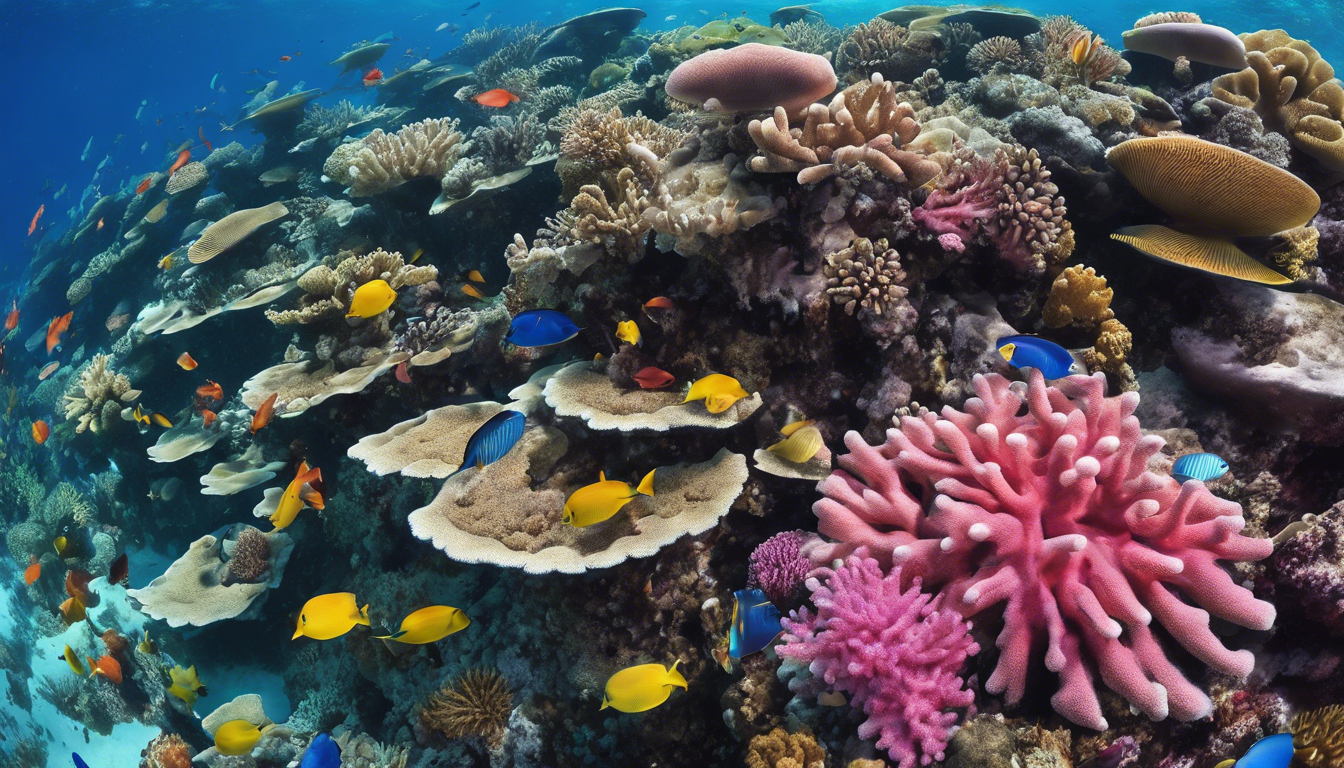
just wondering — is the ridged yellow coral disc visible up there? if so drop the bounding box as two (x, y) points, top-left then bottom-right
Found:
(1106, 136), (1320, 236)
(1111, 225), (1293, 285)
(188, 202), (288, 264)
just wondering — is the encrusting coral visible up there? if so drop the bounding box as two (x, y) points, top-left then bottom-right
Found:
(809, 370), (1276, 730)
(419, 670), (513, 748)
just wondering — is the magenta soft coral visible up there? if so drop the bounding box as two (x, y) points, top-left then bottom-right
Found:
(810, 370), (1276, 730)
(779, 549), (978, 768)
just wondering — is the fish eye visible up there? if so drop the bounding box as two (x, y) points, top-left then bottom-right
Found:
(301, 614), (306, 623)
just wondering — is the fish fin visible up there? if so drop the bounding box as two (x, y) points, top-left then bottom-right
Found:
(87, 658), (96, 677)
(599, 471), (606, 482)
(599, 699), (610, 711)
(1212, 762), (1234, 768)
(636, 469), (655, 497)
(374, 630), (408, 641)
(359, 604), (371, 625)
(292, 625), (304, 640)
(300, 487), (325, 510)
(998, 343), (1015, 362)
(666, 659), (688, 689)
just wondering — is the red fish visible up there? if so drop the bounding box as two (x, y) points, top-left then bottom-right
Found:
(202, 409), (217, 428)
(46, 312), (72, 355)
(280, 55), (292, 61)
(197, 380), (223, 400)
(632, 366), (676, 389)
(168, 149), (191, 176)
(108, 553), (128, 586)
(363, 67), (383, 86)
(472, 89), (520, 107)
(5, 300), (18, 330)
(395, 361), (411, 384)
(65, 569), (100, 608)
(643, 296), (674, 311)
(251, 392), (278, 434)
(28, 205), (44, 236)
(177, 352), (198, 370)
(88, 655), (123, 685)
(198, 126), (213, 153)
(23, 556), (40, 586)
(136, 176), (154, 195)
(31, 420), (50, 444)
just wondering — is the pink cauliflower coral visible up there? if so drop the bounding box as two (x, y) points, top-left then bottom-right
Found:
(810, 370), (1276, 730)
(779, 549), (978, 768)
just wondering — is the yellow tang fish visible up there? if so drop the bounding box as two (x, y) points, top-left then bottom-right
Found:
(168, 665), (207, 709)
(345, 279), (397, 318)
(293, 592), (370, 640)
(62, 645), (86, 675)
(132, 405), (151, 426)
(53, 536), (69, 556)
(615, 320), (641, 346)
(766, 424), (824, 464)
(779, 418), (813, 437)
(684, 374), (749, 414)
(562, 470), (656, 527)
(270, 461), (324, 530)
(149, 412), (174, 428)
(601, 660), (687, 713)
(375, 605), (470, 644)
(214, 719), (274, 756)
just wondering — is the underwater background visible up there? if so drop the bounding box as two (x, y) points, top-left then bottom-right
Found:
(4, 0), (1344, 766)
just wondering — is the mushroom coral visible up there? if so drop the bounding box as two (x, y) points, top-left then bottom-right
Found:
(1210, 29), (1344, 177)
(809, 370), (1275, 730)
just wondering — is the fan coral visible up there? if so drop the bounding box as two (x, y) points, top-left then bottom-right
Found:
(836, 20), (941, 83)
(323, 118), (466, 196)
(810, 370), (1277, 730)
(225, 527), (271, 584)
(420, 669), (514, 748)
(967, 37), (1027, 74)
(780, 550), (978, 768)
(748, 75), (941, 187)
(63, 355), (135, 434)
(745, 728), (826, 768)
(141, 732), (193, 768)
(1293, 704), (1344, 768)
(823, 237), (912, 317)
(747, 530), (814, 606)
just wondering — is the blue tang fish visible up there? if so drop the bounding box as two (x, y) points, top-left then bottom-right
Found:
(72, 754), (91, 768)
(452, 410), (526, 476)
(1213, 732), (1294, 768)
(996, 335), (1080, 380)
(505, 310), (580, 347)
(729, 588), (783, 660)
(1172, 453), (1230, 484)
(299, 732), (342, 768)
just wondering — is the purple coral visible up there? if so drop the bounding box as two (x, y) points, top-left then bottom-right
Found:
(779, 549), (978, 768)
(747, 530), (814, 606)
(811, 370), (1276, 730)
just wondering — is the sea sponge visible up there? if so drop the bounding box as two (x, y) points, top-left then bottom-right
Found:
(1210, 30), (1344, 175)
(141, 732), (193, 768)
(1043, 265), (1114, 328)
(744, 728), (826, 768)
(747, 530), (817, 606)
(420, 670), (513, 748)
(324, 118), (466, 196)
(225, 527), (271, 584)
(187, 202), (289, 265)
(666, 43), (837, 113)
(966, 37), (1026, 74)
(128, 527), (293, 627)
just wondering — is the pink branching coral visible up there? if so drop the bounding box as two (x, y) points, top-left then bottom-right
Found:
(747, 530), (815, 606)
(810, 370), (1276, 730)
(779, 549), (978, 768)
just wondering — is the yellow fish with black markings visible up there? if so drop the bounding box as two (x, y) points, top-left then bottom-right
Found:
(562, 470), (655, 527)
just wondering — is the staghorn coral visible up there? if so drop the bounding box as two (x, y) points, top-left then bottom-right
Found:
(42, 482), (95, 527)
(745, 728), (826, 768)
(449, 23), (540, 64)
(748, 75), (941, 187)
(967, 37), (1027, 75)
(836, 20), (941, 83)
(1293, 704), (1344, 767)
(323, 118), (466, 196)
(809, 370), (1276, 730)
(394, 304), (482, 364)
(555, 106), (690, 195)
(784, 20), (844, 56)
(1210, 29), (1344, 176)
(780, 550), (978, 768)
(298, 100), (395, 141)
(63, 355), (135, 434)
(224, 527), (271, 584)
(470, 115), (553, 172)
(420, 669), (513, 748)
(547, 167), (653, 257)
(822, 237), (912, 318)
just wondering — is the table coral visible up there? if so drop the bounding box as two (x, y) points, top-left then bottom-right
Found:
(780, 549), (978, 768)
(810, 370), (1276, 730)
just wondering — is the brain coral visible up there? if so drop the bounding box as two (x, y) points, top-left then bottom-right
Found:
(666, 43), (837, 114)
(810, 370), (1276, 730)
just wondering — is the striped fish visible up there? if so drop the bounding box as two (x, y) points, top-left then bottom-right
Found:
(452, 410), (526, 476)
(1172, 453), (1229, 484)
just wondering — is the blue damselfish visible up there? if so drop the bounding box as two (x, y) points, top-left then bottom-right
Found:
(299, 732), (342, 768)
(452, 410), (526, 476)
(1216, 732), (1294, 768)
(728, 588), (783, 660)
(1172, 453), (1230, 484)
(504, 310), (581, 347)
(995, 335), (1080, 380)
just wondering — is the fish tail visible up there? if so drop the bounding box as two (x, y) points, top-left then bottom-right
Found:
(359, 604), (371, 625)
(87, 658), (96, 678)
(599, 699), (610, 711)
(636, 469), (656, 497)
(666, 659), (688, 689)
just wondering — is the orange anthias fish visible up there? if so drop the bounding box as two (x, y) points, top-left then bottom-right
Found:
(46, 312), (72, 354)
(5, 300), (19, 330)
(198, 126), (213, 153)
(32, 420), (50, 444)
(280, 55), (292, 61)
(108, 553), (129, 586)
(177, 352), (198, 370)
(59, 596), (86, 625)
(632, 366), (676, 389)
(363, 67), (383, 86)
(197, 380), (223, 400)
(269, 461), (325, 529)
(461, 284), (484, 299)
(23, 556), (40, 586)
(136, 175), (154, 195)
(643, 296), (674, 311)
(88, 655), (123, 684)
(472, 89), (520, 107)
(202, 409), (218, 428)
(96, 218), (104, 231)
(66, 569), (100, 608)
(28, 205), (44, 236)
(168, 149), (191, 176)
(251, 392), (278, 434)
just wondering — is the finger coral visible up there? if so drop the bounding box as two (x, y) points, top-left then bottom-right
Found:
(822, 237), (913, 318)
(420, 670), (513, 748)
(810, 370), (1276, 730)
(780, 550), (978, 768)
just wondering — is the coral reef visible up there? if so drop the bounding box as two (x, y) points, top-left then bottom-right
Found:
(419, 670), (513, 748)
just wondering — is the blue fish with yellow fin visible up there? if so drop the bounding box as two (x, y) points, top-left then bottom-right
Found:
(1213, 732), (1293, 768)
(299, 732), (342, 768)
(995, 335), (1080, 379)
(729, 588), (782, 661)
(452, 410), (525, 476)
(1172, 453), (1229, 484)
(505, 310), (580, 347)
